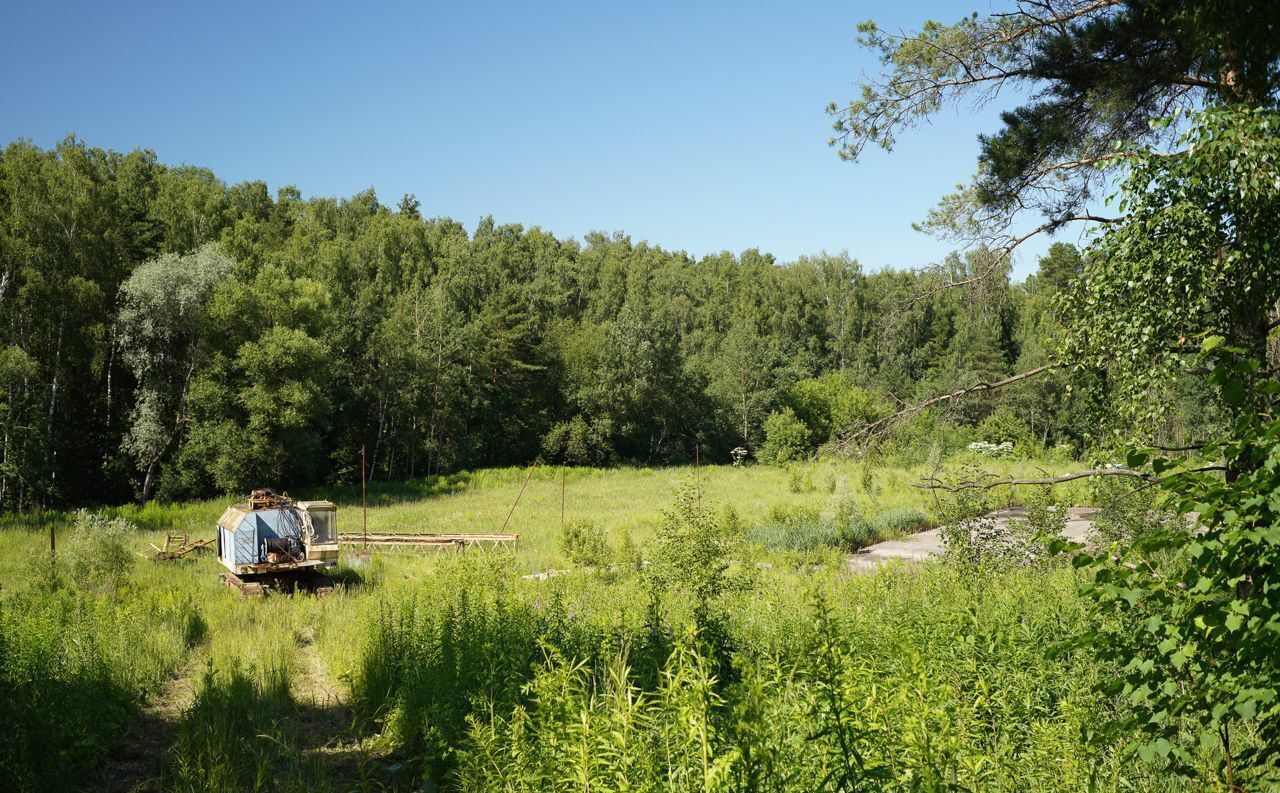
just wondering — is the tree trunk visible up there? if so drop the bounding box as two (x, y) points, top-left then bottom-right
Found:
(141, 456), (161, 504)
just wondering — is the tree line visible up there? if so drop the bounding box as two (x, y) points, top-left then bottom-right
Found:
(0, 137), (1179, 507)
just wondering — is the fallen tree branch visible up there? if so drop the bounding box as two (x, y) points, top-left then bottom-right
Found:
(830, 362), (1062, 451)
(914, 464), (1228, 492)
(913, 467), (1149, 491)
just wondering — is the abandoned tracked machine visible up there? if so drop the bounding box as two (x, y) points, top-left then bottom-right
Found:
(216, 488), (339, 596)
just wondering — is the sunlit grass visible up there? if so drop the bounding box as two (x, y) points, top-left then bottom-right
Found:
(0, 457), (1107, 792)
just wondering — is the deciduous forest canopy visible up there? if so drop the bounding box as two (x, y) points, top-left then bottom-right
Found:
(0, 138), (1137, 508)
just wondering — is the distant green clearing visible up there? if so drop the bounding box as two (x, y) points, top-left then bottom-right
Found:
(0, 456), (1089, 581)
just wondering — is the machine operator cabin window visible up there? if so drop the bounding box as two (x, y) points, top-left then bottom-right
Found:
(307, 504), (336, 544)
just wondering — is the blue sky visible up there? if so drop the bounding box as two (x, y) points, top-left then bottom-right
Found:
(1, 0), (1076, 278)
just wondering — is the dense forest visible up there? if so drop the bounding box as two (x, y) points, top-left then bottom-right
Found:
(1, 138), (1159, 508)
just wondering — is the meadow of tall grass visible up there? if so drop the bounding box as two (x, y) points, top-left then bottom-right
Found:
(1, 458), (1221, 792)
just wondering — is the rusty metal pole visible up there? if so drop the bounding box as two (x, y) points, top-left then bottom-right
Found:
(361, 444), (368, 549)
(501, 462), (538, 534)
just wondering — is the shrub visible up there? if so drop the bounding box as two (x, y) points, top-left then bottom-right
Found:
(650, 480), (752, 621)
(784, 373), (892, 444)
(65, 510), (137, 593)
(615, 525), (641, 568)
(746, 505), (831, 552)
(758, 408), (812, 464)
(1, 586), (194, 792)
(819, 479), (871, 548)
(1015, 485), (1067, 539)
(560, 518), (610, 568)
(974, 408), (1034, 452)
(938, 477), (1045, 567)
(747, 487), (873, 552)
(786, 465), (815, 493)
(1087, 476), (1180, 545)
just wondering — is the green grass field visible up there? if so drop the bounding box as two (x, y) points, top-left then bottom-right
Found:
(0, 456), (1090, 579)
(0, 458), (1227, 792)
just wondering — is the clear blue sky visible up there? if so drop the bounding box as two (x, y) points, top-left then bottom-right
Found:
(1, 0), (1072, 278)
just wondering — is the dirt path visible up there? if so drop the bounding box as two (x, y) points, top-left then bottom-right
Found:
(95, 641), (208, 793)
(848, 507), (1097, 571)
(291, 627), (391, 789)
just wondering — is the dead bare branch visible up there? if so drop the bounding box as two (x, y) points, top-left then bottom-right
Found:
(829, 362), (1062, 452)
(914, 468), (1149, 491)
(914, 464), (1228, 492)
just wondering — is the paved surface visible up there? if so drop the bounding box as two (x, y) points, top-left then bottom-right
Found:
(848, 507), (1096, 571)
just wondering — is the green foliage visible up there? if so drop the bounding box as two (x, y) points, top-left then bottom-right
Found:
(747, 479), (879, 553)
(560, 518), (610, 568)
(351, 572), (612, 785)
(784, 372), (891, 446)
(939, 476), (1048, 569)
(64, 510), (136, 593)
(1017, 486), (1067, 540)
(708, 317), (781, 450)
(785, 464), (815, 493)
(117, 243), (234, 501)
(542, 415), (613, 466)
(835, 0), (1277, 249)
(1070, 342), (1280, 787)
(0, 460), (1223, 791)
(1063, 108), (1280, 432)
(818, 478), (870, 545)
(0, 585), (195, 792)
(0, 133), (1111, 506)
(442, 564), (1158, 791)
(975, 406), (1034, 451)
(165, 666), (318, 793)
(650, 480), (753, 632)
(868, 506), (929, 537)
(759, 407), (812, 464)
(748, 505), (841, 553)
(1087, 477), (1180, 546)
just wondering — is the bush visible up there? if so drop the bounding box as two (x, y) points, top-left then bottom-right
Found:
(939, 485), (1046, 568)
(819, 479), (871, 548)
(784, 373), (892, 444)
(65, 510), (137, 593)
(746, 505), (831, 552)
(786, 465), (815, 493)
(974, 408), (1035, 454)
(560, 519), (610, 567)
(1087, 476), (1180, 545)
(758, 408), (812, 464)
(747, 486), (873, 553)
(1, 586), (195, 792)
(650, 481), (752, 619)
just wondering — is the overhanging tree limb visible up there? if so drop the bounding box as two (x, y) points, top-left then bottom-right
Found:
(828, 362), (1062, 452)
(913, 467), (1148, 491)
(913, 464), (1227, 491)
